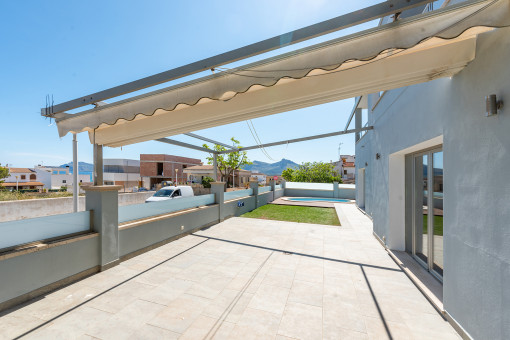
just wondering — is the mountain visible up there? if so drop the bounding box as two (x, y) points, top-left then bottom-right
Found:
(59, 161), (94, 173)
(242, 159), (299, 175)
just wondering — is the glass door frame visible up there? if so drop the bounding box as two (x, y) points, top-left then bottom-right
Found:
(411, 145), (443, 282)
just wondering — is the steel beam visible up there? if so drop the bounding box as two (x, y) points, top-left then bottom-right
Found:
(43, 0), (434, 116)
(218, 126), (373, 154)
(155, 137), (218, 154)
(345, 97), (362, 131)
(184, 133), (236, 150)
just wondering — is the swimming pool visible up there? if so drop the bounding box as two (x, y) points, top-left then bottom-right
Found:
(283, 197), (351, 203)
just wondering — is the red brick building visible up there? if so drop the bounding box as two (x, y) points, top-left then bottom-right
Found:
(140, 154), (202, 189)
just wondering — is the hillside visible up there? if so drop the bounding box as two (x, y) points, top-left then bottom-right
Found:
(243, 159), (298, 175)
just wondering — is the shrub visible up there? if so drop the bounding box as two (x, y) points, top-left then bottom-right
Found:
(201, 176), (214, 188)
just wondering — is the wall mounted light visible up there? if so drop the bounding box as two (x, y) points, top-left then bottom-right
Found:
(376, 153), (381, 160)
(486, 94), (503, 116)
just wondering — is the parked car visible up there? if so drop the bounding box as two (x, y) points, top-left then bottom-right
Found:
(137, 187), (149, 192)
(145, 185), (194, 203)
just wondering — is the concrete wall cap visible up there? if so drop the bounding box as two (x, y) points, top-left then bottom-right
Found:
(210, 182), (225, 185)
(82, 185), (123, 192)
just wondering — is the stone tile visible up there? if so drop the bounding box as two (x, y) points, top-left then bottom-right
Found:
(127, 324), (180, 339)
(86, 281), (154, 314)
(260, 267), (295, 289)
(294, 260), (324, 283)
(0, 313), (47, 339)
(278, 302), (322, 340)
(179, 315), (234, 340)
(202, 289), (254, 323)
(42, 306), (113, 338)
(248, 284), (289, 315)
(398, 310), (461, 340)
(147, 294), (211, 334)
(323, 299), (367, 334)
(323, 327), (369, 340)
(363, 316), (414, 340)
(288, 280), (323, 307)
(228, 308), (281, 340)
(186, 274), (233, 300)
(139, 278), (193, 306)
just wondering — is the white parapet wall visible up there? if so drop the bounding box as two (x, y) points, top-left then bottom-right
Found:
(0, 191), (155, 222)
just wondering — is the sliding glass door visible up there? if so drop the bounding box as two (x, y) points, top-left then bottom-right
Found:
(412, 148), (443, 280)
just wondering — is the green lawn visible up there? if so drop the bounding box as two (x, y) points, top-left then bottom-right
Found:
(241, 204), (340, 226)
(423, 214), (443, 236)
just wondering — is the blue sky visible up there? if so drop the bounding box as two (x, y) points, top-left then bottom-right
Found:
(0, 1), (381, 168)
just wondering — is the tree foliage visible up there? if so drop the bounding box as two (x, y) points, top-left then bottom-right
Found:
(0, 164), (9, 190)
(0, 164), (9, 183)
(203, 137), (252, 187)
(201, 176), (214, 188)
(281, 168), (294, 181)
(282, 162), (342, 183)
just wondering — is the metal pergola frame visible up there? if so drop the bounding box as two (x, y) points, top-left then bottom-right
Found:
(50, 0), (439, 195)
(41, 0), (434, 117)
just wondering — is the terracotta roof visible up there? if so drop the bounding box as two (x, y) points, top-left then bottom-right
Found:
(8, 168), (35, 173)
(343, 162), (355, 167)
(1, 182), (44, 187)
(184, 165), (214, 171)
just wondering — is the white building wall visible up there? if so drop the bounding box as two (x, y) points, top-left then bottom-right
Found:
(355, 27), (510, 339)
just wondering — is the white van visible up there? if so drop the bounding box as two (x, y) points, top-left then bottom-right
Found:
(145, 185), (194, 203)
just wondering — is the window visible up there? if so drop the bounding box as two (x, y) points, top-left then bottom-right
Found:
(52, 170), (58, 174)
(344, 170), (348, 175)
(157, 163), (163, 176)
(62, 180), (67, 183)
(59, 171), (66, 174)
(30, 174), (36, 180)
(21, 175), (26, 180)
(172, 189), (182, 197)
(80, 180), (83, 183)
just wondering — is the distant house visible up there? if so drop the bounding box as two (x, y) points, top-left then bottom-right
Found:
(2, 168), (44, 191)
(250, 172), (266, 184)
(34, 166), (91, 190)
(183, 165), (251, 187)
(140, 154), (202, 189)
(332, 155), (356, 182)
(103, 159), (141, 192)
(183, 165), (216, 183)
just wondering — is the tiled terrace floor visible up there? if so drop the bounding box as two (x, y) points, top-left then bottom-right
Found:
(0, 204), (459, 339)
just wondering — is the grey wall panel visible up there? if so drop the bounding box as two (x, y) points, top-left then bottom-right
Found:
(119, 206), (219, 257)
(338, 188), (356, 199)
(0, 236), (99, 306)
(284, 189), (334, 198)
(223, 196), (256, 218)
(355, 27), (510, 339)
(274, 189), (285, 200)
(257, 192), (274, 207)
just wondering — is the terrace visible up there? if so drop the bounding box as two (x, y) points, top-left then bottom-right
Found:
(3, 1), (506, 338)
(0, 202), (459, 339)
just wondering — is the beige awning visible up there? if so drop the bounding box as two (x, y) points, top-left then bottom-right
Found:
(54, 0), (510, 147)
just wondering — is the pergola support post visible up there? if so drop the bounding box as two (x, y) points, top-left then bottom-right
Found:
(213, 153), (218, 181)
(72, 133), (79, 212)
(211, 182), (225, 221)
(93, 144), (103, 186)
(83, 185), (122, 271)
(250, 180), (259, 209)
